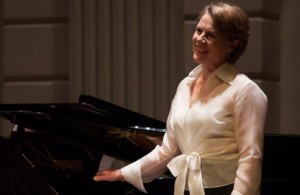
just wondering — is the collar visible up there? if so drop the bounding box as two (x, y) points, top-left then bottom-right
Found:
(215, 62), (240, 85)
(187, 63), (240, 86)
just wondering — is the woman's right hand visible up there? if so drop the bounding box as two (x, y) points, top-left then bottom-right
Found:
(93, 169), (124, 182)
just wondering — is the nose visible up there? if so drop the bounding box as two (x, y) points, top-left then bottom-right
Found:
(197, 33), (206, 43)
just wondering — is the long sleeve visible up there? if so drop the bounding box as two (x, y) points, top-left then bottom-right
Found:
(232, 81), (268, 195)
(121, 100), (181, 193)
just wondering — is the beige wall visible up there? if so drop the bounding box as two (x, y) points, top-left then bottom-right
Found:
(2, 0), (69, 104)
(0, 0), (299, 135)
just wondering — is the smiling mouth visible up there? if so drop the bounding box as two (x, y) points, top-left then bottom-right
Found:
(196, 49), (208, 54)
(194, 46), (208, 54)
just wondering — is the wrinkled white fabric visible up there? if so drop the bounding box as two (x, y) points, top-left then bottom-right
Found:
(121, 63), (268, 195)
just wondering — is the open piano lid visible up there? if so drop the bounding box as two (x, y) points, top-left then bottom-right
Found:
(0, 94), (166, 162)
(0, 94), (174, 194)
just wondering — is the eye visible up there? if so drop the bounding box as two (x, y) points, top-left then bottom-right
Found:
(196, 27), (202, 35)
(206, 32), (216, 39)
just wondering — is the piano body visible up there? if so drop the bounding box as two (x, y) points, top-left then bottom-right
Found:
(0, 94), (299, 194)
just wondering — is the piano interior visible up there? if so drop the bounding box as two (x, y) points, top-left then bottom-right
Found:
(0, 94), (299, 194)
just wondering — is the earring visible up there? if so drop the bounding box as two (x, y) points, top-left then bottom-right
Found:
(226, 53), (230, 59)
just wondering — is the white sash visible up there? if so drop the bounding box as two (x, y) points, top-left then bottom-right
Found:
(167, 152), (205, 195)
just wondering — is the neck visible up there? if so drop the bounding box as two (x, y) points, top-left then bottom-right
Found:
(200, 64), (216, 80)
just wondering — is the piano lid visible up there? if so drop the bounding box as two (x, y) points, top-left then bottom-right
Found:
(0, 94), (166, 162)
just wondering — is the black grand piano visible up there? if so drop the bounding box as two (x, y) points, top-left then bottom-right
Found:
(0, 94), (299, 194)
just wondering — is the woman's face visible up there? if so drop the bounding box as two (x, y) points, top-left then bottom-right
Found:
(192, 13), (235, 70)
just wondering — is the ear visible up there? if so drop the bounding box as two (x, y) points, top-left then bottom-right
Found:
(227, 39), (239, 53)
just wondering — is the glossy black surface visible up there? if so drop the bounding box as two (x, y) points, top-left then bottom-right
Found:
(0, 94), (166, 162)
(0, 152), (58, 195)
(0, 94), (169, 194)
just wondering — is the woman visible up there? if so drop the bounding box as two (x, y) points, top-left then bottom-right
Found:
(94, 2), (268, 195)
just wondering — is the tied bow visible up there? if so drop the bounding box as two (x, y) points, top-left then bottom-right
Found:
(167, 152), (205, 195)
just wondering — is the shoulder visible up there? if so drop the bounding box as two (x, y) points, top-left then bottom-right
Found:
(233, 73), (268, 103)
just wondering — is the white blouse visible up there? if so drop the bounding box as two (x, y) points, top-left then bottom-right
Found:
(121, 63), (268, 195)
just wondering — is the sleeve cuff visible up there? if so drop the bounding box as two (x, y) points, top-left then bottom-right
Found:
(121, 160), (147, 193)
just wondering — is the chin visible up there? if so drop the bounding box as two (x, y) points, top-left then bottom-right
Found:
(193, 55), (202, 64)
